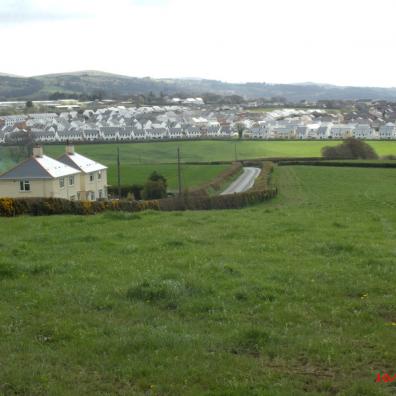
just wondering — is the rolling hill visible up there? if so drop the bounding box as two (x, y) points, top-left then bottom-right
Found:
(2, 70), (396, 101)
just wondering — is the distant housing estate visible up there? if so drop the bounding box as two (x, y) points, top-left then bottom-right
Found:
(1, 105), (396, 145)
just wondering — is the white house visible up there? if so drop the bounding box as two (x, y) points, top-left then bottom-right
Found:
(0, 115), (27, 127)
(379, 123), (396, 139)
(296, 126), (309, 140)
(84, 129), (100, 141)
(353, 124), (373, 139)
(330, 124), (355, 139)
(168, 127), (183, 139)
(0, 146), (81, 200)
(57, 145), (108, 200)
(250, 126), (268, 139)
(100, 127), (119, 141)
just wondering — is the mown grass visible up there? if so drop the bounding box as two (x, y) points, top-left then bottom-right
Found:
(1, 165), (396, 395)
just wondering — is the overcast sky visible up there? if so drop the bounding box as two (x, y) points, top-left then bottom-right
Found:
(1, 0), (396, 87)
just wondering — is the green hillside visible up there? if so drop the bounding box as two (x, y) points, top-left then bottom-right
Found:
(1, 165), (395, 395)
(3, 70), (396, 100)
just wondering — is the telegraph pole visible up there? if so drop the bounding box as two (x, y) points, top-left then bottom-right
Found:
(117, 146), (121, 199)
(177, 147), (182, 196)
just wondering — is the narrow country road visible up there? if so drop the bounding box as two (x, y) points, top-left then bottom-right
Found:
(221, 167), (261, 195)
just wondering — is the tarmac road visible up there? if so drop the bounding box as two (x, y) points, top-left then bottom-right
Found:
(220, 167), (261, 195)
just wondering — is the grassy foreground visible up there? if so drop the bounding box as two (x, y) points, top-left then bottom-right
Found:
(1, 165), (396, 395)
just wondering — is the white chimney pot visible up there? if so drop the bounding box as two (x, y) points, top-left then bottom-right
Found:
(66, 144), (75, 155)
(33, 146), (43, 157)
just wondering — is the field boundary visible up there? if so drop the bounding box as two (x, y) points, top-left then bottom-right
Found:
(277, 160), (396, 168)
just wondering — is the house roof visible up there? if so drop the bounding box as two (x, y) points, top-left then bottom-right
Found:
(0, 155), (80, 180)
(57, 152), (107, 173)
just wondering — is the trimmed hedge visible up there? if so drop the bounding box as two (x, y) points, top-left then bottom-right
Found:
(249, 161), (274, 192)
(278, 161), (396, 168)
(158, 188), (277, 211)
(0, 197), (160, 217)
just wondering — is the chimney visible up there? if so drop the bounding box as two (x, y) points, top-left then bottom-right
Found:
(66, 144), (75, 155)
(33, 146), (43, 158)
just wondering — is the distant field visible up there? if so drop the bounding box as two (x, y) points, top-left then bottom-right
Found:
(43, 140), (396, 164)
(3, 140), (396, 187)
(1, 165), (395, 394)
(0, 147), (17, 173)
(105, 163), (229, 190)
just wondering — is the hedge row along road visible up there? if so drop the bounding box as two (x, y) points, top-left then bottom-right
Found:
(221, 167), (261, 195)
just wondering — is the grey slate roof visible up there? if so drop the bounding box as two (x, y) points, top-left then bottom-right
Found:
(0, 158), (54, 180)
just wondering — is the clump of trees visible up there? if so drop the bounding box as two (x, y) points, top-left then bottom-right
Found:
(142, 171), (168, 200)
(322, 138), (378, 159)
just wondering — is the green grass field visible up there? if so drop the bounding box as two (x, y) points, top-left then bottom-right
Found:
(0, 148), (18, 174)
(3, 141), (396, 186)
(1, 165), (395, 395)
(106, 163), (229, 191)
(43, 140), (396, 164)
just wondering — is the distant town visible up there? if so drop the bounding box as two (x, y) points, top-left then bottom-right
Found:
(2, 97), (396, 144)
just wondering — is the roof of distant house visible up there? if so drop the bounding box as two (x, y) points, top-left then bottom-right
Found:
(57, 151), (107, 173)
(0, 155), (80, 180)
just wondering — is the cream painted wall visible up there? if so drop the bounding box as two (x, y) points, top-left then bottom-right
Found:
(0, 174), (81, 200)
(80, 169), (108, 200)
(0, 170), (107, 201)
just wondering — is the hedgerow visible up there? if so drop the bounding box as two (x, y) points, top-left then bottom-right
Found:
(0, 197), (160, 217)
(249, 161), (274, 192)
(278, 161), (396, 168)
(158, 188), (277, 211)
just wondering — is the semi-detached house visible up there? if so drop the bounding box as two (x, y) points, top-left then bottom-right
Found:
(0, 145), (108, 201)
(0, 146), (81, 200)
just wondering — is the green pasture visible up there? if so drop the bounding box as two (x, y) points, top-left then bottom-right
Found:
(1, 165), (395, 394)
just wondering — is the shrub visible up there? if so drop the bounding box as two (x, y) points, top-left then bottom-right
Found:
(249, 161), (274, 192)
(107, 184), (144, 199)
(322, 138), (379, 159)
(148, 171), (168, 190)
(0, 198), (15, 217)
(142, 180), (167, 200)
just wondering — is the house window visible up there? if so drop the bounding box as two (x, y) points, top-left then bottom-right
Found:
(19, 180), (30, 192)
(69, 175), (74, 186)
(99, 189), (103, 199)
(90, 192), (95, 201)
(59, 178), (65, 188)
(98, 171), (102, 180)
(89, 173), (94, 182)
